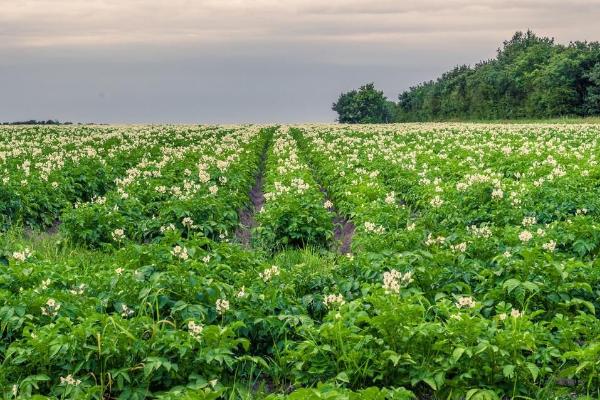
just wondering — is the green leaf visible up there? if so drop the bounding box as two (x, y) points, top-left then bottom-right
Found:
(388, 353), (401, 367)
(422, 377), (437, 390)
(502, 364), (515, 379)
(521, 281), (539, 292)
(335, 371), (350, 383)
(466, 389), (499, 400)
(526, 362), (539, 381)
(565, 298), (596, 314)
(503, 279), (520, 294)
(451, 347), (466, 363)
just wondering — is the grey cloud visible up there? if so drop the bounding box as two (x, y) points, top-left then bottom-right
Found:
(0, 0), (599, 123)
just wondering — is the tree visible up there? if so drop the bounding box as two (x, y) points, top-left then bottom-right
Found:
(332, 83), (392, 123)
(392, 31), (600, 121)
(335, 31), (600, 122)
(583, 59), (600, 115)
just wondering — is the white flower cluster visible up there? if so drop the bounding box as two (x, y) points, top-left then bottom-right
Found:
(519, 230), (533, 242)
(425, 233), (446, 246)
(384, 191), (396, 205)
(382, 269), (414, 294)
(259, 265), (280, 282)
(455, 296), (476, 309)
(92, 195), (106, 205)
(182, 217), (195, 228)
(323, 293), (345, 308)
(198, 169), (210, 183)
(430, 195), (444, 208)
(60, 374), (81, 386)
(499, 308), (524, 320)
(120, 304), (134, 318)
(41, 298), (61, 317)
(450, 242), (467, 253)
(491, 188), (504, 199)
(468, 225), (493, 239)
(216, 298), (230, 315)
(69, 284), (86, 295)
(522, 216), (537, 226)
(12, 248), (32, 262)
(171, 245), (189, 260)
(364, 221), (385, 235)
(542, 240), (557, 252)
(112, 228), (125, 241)
(188, 321), (204, 339)
(160, 223), (176, 233)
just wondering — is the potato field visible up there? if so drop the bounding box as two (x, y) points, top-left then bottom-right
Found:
(2, 124), (600, 399)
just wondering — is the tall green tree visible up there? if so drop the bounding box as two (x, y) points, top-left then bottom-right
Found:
(393, 31), (600, 121)
(584, 58), (600, 114)
(332, 83), (393, 123)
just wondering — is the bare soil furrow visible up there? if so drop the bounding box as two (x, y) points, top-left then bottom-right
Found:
(235, 134), (270, 247)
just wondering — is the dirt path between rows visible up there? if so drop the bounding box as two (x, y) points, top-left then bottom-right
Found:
(333, 214), (355, 254)
(235, 138), (269, 247)
(318, 185), (355, 254)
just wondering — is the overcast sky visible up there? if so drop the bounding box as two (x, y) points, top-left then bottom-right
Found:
(1, 0), (600, 123)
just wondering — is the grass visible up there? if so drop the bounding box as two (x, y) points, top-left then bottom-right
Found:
(1, 226), (113, 272)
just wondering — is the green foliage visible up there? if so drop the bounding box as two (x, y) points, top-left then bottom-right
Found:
(2, 124), (600, 398)
(332, 83), (394, 124)
(334, 31), (600, 122)
(396, 31), (600, 121)
(255, 128), (333, 250)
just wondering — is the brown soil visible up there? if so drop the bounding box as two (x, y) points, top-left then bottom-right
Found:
(317, 184), (355, 254)
(47, 219), (61, 235)
(235, 142), (268, 247)
(236, 172), (265, 246)
(23, 219), (61, 239)
(333, 215), (355, 254)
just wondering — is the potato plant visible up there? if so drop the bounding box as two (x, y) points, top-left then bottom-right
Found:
(255, 127), (333, 250)
(1, 123), (600, 399)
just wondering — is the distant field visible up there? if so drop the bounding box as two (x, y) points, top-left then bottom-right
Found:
(423, 117), (600, 124)
(2, 123), (600, 399)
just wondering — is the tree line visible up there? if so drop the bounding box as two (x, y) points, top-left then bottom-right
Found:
(0, 120), (72, 125)
(333, 31), (600, 122)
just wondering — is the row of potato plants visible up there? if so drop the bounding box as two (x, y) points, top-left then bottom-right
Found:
(360, 124), (600, 252)
(288, 124), (600, 398)
(254, 127), (333, 250)
(298, 124), (600, 263)
(0, 125), (227, 229)
(2, 123), (600, 399)
(61, 126), (273, 248)
(2, 226), (428, 399)
(1, 229), (262, 399)
(292, 127), (412, 252)
(6, 229), (599, 399)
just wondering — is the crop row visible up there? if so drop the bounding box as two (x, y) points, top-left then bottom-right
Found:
(254, 127), (333, 250)
(2, 123), (600, 399)
(0, 125), (229, 229)
(284, 124), (600, 397)
(297, 124), (600, 259)
(61, 126), (272, 247)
